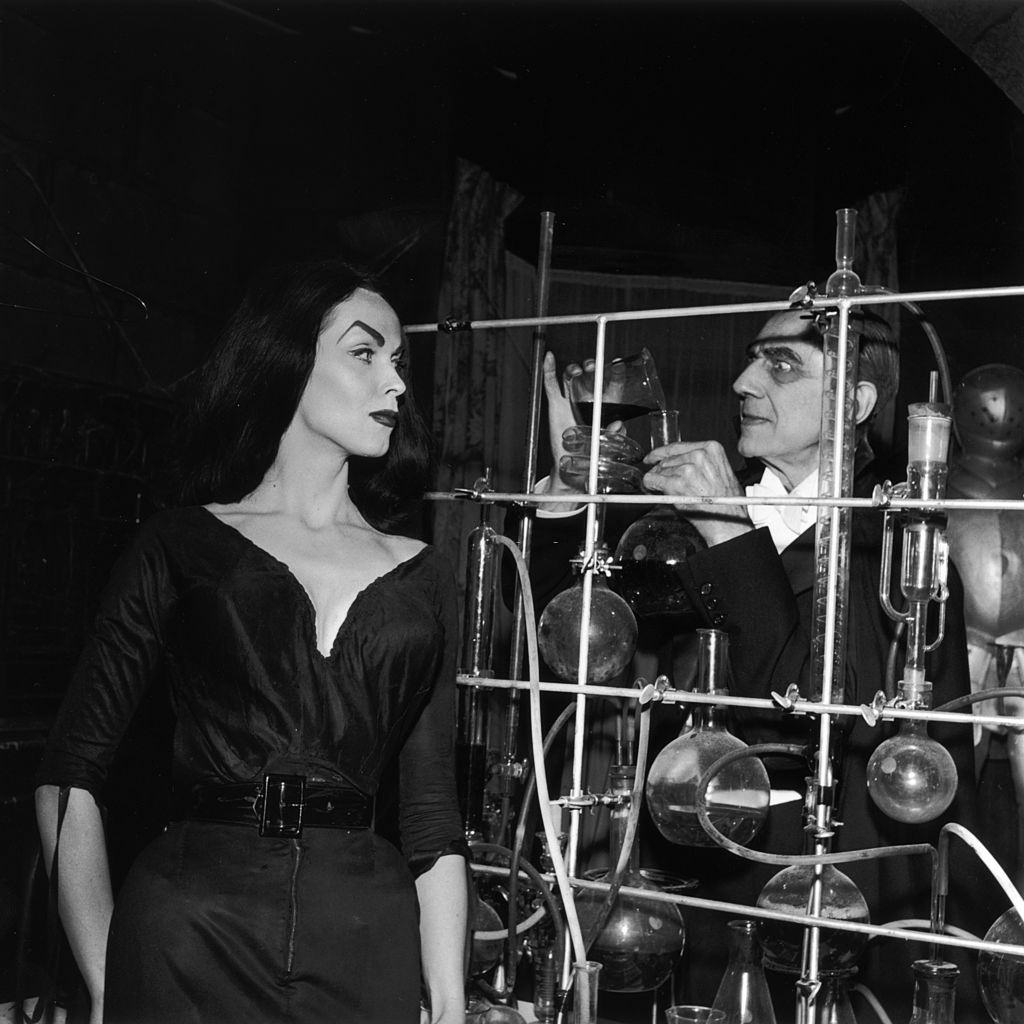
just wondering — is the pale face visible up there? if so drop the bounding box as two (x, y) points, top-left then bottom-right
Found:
(294, 288), (407, 459)
(732, 311), (824, 490)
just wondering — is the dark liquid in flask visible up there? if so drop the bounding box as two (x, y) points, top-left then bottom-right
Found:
(574, 401), (655, 427)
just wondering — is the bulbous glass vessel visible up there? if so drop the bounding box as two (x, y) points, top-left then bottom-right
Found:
(866, 681), (957, 824)
(645, 629), (770, 847)
(978, 908), (1024, 1023)
(576, 765), (686, 992)
(538, 559), (638, 684)
(755, 864), (870, 975)
(612, 508), (707, 619)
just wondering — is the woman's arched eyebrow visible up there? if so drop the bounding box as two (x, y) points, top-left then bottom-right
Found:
(339, 320), (385, 346)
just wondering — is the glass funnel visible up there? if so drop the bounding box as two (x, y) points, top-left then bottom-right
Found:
(537, 546), (638, 685)
(576, 764), (686, 992)
(866, 680), (958, 824)
(711, 918), (777, 1024)
(755, 864), (870, 975)
(567, 347), (667, 427)
(645, 629), (770, 846)
(978, 908), (1024, 1023)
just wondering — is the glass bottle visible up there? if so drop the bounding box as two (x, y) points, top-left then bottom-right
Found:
(810, 968), (858, 1024)
(537, 546), (638, 685)
(755, 863), (870, 975)
(711, 919), (777, 1024)
(866, 681), (958, 824)
(977, 908), (1024, 1023)
(575, 764), (686, 992)
(907, 959), (958, 1023)
(645, 629), (770, 846)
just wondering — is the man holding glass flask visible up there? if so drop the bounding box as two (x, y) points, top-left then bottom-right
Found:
(524, 305), (990, 1017)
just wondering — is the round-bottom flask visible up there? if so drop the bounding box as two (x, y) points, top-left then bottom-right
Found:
(978, 909), (1024, 1023)
(645, 629), (770, 847)
(537, 550), (638, 684)
(576, 765), (686, 992)
(866, 681), (957, 824)
(755, 865), (870, 975)
(612, 507), (707, 619)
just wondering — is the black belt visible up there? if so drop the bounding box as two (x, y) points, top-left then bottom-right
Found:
(188, 774), (373, 837)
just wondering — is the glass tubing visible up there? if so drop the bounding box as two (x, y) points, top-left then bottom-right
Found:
(406, 282), (1024, 964)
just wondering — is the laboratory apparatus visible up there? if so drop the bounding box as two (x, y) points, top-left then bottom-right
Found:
(645, 629), (770, 847)
(907, 960), (959, 1024)
(576, 764), (686, 992)
(977, 908), (1024, 1023)
(710, 919), (778, 1024)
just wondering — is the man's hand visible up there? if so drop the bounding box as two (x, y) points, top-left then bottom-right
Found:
(642, 440), (753, 546)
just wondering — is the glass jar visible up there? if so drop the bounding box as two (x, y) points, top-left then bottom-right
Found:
(907, 959), (958, 1023)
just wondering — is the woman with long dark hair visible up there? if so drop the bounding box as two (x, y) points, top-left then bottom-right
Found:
(35, 260), (469, 1024)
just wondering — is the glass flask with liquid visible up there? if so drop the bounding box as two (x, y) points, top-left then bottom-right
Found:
(645, 629), (770, 846)
(809, 968), (859, 1024)
(977, 908), (1024, 1023)
(866, 680), (958, 824)
(576, 764), (686, 992)
(537, 545), (638, 685)
(755, 864), (870, 975)
(711, 918), (777, 1024)
(907, 959), (959, 1024)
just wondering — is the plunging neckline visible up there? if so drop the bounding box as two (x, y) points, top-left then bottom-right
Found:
(197, 506), (432, 660)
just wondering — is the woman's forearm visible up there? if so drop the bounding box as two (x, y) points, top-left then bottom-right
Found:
(35, 785), (114, 1008)
(414, 853), (468, 1024)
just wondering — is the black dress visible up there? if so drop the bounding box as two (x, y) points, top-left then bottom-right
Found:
(37, 507), (467, 1024)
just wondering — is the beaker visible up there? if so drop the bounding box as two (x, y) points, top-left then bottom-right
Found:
(567, 348), (666, 427)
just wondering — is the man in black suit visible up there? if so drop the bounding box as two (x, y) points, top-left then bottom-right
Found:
(530, 307), (992, 1018)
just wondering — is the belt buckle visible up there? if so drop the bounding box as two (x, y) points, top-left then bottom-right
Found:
(258, 773), (305, 837)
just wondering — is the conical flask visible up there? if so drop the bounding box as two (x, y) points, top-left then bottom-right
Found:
(978, 908), (1024, 1023)
(537, 546), (638, 685)
(866, 680), (958, 824)
(907, 959), (959, 1024)
(755, 862), (870, 975)
(576, 764), (686, 992)
(711, 919), (777, 1024)
(810, 968), (858, 1024)
(645, 629), (770, 846)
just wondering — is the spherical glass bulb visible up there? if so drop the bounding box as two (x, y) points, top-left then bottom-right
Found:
(469, 895), (505, 976)
(866, 681), (958, 824)
(644, 723), (770, 847)
(575, 871), (687, 992)
(537, 572), (638, 684)
(611, 508), (707, 619)
(755, 865), (870, 975)
(978, 909), (1024, 1023)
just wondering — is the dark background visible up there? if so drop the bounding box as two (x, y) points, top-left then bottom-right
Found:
(1, 0), (1022, 1008)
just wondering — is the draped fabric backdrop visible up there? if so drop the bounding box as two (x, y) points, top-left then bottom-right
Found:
(431, 160), (524, 584)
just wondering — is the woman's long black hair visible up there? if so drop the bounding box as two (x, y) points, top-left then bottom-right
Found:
(172, 259), (434, 533)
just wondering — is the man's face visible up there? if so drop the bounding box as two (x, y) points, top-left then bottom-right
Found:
(731, 311), (824, 489)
